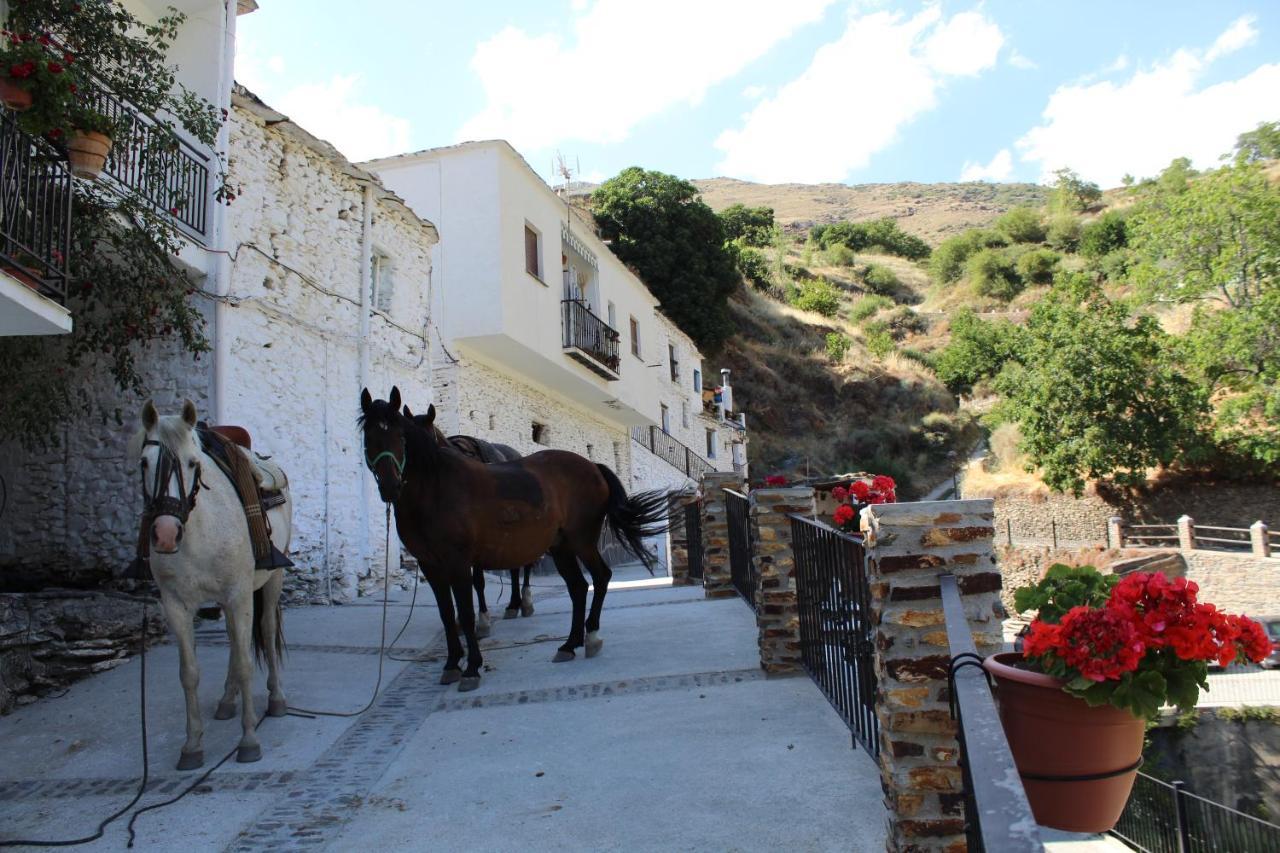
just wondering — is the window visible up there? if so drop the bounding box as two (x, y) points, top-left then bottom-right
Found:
(630, 316), (640, 357)
(660, 404), (670, 434)
(607, 301), (616, 329)
(681, 401), (689, 429)
(524, 224), (542, 280)
(693, 368), (702, 393)
(532, 421), (548, 445)
(370, 251), (394, 313)
(669, 343), (679, 382)
(706, 428), (716, 459)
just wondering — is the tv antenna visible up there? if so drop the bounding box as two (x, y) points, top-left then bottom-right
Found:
(553, 151), (580, 193)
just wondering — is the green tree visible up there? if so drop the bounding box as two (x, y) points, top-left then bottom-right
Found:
(1051, 168), (1103, 213)
(997, 278), (1208, 494)
(1046, 214), (1082, 252)
(968, 248), (1023, 300)
(1234, 120), (1280, 163)
(933, 309), (1024, 395)
(1079, 211), (1128, 259)
(1015, 247), (1061, 285)
(929, 228), (1008, 283)
(995, 206), (1046, 244)
(593, 168), (741, 350)
(718, 204), (775, 247)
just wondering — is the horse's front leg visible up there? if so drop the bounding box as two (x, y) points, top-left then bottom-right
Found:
(450, 576), (483, 692)
(504, 568), (521, 619)
(159, 594), (205, 770)
(223, 591), (261, 763)
(471, 568), (491, 638)
(428, 577), (464, 685)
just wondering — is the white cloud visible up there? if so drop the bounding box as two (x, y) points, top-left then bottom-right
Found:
(458, 0), (836, 150)
(235, 39), (412, 163)
(1008, 49), (1037, 71)
(1016, 17), (1280, 186)
(960, 148), (1012, 181)
(713, 7), (1004, 183)
(742, 84), (768, 100)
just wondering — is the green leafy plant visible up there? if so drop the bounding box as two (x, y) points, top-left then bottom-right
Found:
(849, 294), (892, 323)
(862, 263), (900, 296)
(824, 332), (851, 363)
(1013, 563), (1118, 622)
(0, 29), (76, 137)
(791, 277), (841, 317)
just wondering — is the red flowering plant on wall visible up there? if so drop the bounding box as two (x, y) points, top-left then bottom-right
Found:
(829, 474), (896, 532)
(763, 474), (788, 487)
(1015, 565), (1273, 719)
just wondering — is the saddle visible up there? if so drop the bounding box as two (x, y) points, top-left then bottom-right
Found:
(125, 424), (292, 581)
(448, 434), (513, 464)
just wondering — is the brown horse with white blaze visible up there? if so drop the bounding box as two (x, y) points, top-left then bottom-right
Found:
(359, 387), (670, 691)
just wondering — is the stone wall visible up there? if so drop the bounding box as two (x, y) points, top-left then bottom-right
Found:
(749, 486), (815, 675)
(862, 500), (1004, 852)
(1146, 710), (1280, 820)
(1182, 550), (1280, 615)
(700, 472), (744, 599)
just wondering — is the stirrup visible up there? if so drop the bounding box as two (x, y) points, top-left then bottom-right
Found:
(255, 544), (295, 571)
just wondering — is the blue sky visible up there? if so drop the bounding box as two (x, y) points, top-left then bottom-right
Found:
(236, 1), (1280, 188)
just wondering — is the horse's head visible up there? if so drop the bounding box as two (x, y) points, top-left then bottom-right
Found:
(402, 404), (448, 448)
(130, 399), (205, 555)
(360, 386), (431, 503)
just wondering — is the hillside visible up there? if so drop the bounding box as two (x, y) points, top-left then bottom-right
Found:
(693, 177), (1051, 244)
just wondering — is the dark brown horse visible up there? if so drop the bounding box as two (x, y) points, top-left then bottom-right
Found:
(360, 387), (669, 691)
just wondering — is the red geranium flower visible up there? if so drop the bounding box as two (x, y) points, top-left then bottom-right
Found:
(9, 61), (36, 78)
(833, 504), (855, 528)
(850, 481), (871, 501)
(871, 474), (896, 493)
(831, 485), (848, 502)
(46, 61), (63, 74)
(1055, 605), (1144, 682)
(764, 474), (787, 487)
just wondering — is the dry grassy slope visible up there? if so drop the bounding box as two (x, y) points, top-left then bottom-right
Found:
(693, 177), (1052, 243)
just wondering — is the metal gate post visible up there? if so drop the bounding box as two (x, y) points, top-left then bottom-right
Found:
(1172, 780), (1190, 853)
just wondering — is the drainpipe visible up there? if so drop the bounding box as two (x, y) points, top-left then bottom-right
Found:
(209, 0), (239, 424)
(356, 182), (374, 587)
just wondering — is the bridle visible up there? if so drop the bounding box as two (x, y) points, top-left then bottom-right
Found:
(140, 438), (204, 523)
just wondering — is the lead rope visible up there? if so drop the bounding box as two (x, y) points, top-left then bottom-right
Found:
(0, 600), (152, 848)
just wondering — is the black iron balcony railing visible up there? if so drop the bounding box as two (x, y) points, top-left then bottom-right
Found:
(630, 424), (716, 482)
(561, 298), (620, 378)
(0, 110), (73, 304)
(81, 80), (211, 237)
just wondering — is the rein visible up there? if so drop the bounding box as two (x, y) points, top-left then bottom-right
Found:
(140, 439), (203, 523)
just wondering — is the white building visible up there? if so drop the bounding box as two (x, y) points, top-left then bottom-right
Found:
(361, 141), (747, 503)
(0, 2), (437, 602)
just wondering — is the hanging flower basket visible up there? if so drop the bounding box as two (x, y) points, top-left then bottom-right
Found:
(0, 77), (32, 111)
(66, 128), (112, 179)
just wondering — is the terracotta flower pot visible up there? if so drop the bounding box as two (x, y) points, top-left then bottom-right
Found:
(984, 651), (1145, 833)
(66, 130), (113, 180)
(0, 78), (32, 112)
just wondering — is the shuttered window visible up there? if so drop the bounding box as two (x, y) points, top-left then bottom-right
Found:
(524, 225), (541, 279)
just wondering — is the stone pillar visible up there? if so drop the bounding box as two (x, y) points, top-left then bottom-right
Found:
(863, 500), (1004, 853)
(1252, 521), (1271, 558)
(668, 493), (691, 585)
(1109, 516), (1125, 548)
(749, 486), (816, 675)
(700, 471), (743, 599)
(1178, 514), (1196, 551)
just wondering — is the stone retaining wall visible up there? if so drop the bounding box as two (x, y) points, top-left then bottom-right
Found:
(748, 487), (815, 675)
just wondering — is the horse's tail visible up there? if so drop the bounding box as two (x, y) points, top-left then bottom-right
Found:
(596, 464), (671, 576)
(251, 586), (286, 667)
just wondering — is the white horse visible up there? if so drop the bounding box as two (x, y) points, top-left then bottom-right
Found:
(129, 399), (292, 770)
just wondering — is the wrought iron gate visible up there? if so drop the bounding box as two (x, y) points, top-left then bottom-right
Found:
(725, 489), (755, 608)
(791, 514), (878, 757)
(684, 502), (703, 580)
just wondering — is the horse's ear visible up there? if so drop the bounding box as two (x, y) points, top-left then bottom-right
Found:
(402, 405), (414, 419)
(180, 399), (198, 428)
(141, 400), (158, 431)
(423, 404), (436, 428)
(389, 386), (401, 412)
(360, 388), (373, 414)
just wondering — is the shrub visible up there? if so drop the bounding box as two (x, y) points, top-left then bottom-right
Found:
(933, 308), (1024, 394)
(1015, 247), (1061, 286)
(995, 206), (1046, 244)
(884, 306), (925, 340)
(1046, 214), (1082, 252)
(863, 263), (900, 296)
(1079, 211), (1128, 259)
(968, 248), (1024, 300)
(825, 243), (855, 267)
(863, 322), (896, 358)
(791, 277), (841, 317)
(719, 204), (775, 247)
(736, 245), (772, 288)
(825, 332), (851, 363)
(930, 229), (1009, 283)
(811, 218), (930, 261)
(849, 294), (893, 323)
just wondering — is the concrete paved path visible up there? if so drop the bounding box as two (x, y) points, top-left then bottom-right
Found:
(1, 571), (886, 851)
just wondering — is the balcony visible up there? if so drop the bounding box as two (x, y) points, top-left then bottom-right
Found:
(561, 298), (620, 379)
(630, 424), (716, 482)
(0, 110), (73, 335)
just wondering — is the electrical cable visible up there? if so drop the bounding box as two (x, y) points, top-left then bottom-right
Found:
(0, 601), (152, 848)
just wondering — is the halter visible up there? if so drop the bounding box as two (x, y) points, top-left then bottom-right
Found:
(365, 450), (406, 477)
(140, 439), (203, 523)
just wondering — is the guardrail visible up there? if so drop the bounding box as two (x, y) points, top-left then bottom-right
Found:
(561, 299), (620, 377)
(0, 110), (73, 304)
(725, 489), (755, 609)
(1113, 517), (1273, 558)
(1112, 772), (1280, 852)
(629, 425), (715, 482)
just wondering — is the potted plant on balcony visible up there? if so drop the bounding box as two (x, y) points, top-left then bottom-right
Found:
(830, 475), (896, 532)
(65, 106), (116, 180)
(0, 31), (75, 124)
(987, 565), (1272, 832)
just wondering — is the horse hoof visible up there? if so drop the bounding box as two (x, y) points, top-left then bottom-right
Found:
(267, 697), (288, 718)
(521, 602), (535, 617)
(176, 750), (204, 771)
(458, 676), (481, 693)
(552, 649), (576, 663)
(503, 608), (520, 620)
(236, 744), (262, 764)
(214, 700), (237, 720)
(476, 622), (492, 639)
(586, 636), (604, 658)
(440, 669), (462, 685)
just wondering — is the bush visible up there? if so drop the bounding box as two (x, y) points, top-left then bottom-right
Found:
(1015, 248), (1061, 286)
(1046, 215), (1082, 252)
(849, 294), (893, 323)
(736, 245), (772, 288)
(811, 218), (930, 261)
(863, 263), (900, 296)
(930, 229), (1009, 283)
(884, 306), (925, 340)
(863, 321), (895, 358)
(791, 277), (841, 317)
(995, 206), (1046, 244)
(825, 243), (855, 266)
(933, 308), (1024, 395)
(825, 332), (851, 363)
(1079, 211), (1128, 259)
(1095, 248), (1132, 282)
(968, 248), (1024, 300)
